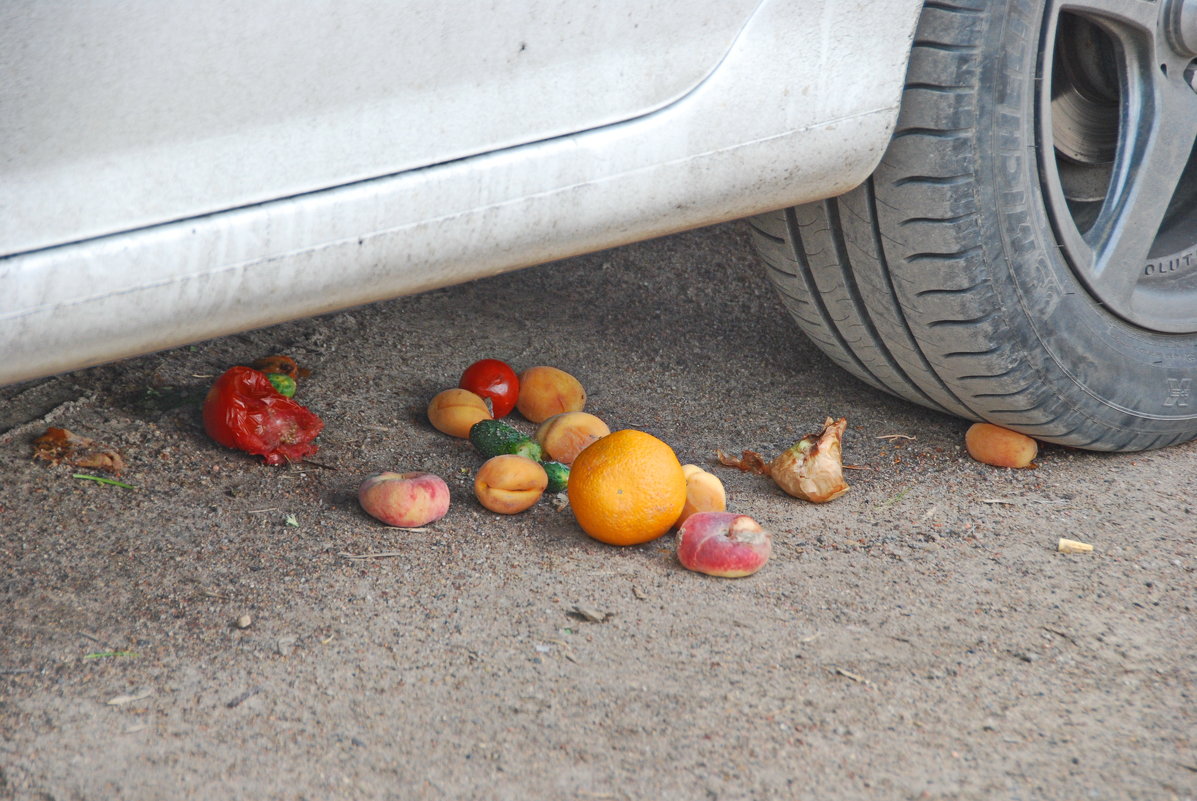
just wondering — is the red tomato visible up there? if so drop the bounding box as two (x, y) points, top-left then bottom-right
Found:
(459, 358), (519, 418)
(203, 366), (324, 465)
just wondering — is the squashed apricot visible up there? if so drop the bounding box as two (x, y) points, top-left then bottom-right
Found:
(474, 454), (548, 514)
(427, 388), (492, 438)
(517, 366), (586, 423)
(535, 411), (610, 464)
(965, 422), (1037, 468)
(674, 464), (727, 528)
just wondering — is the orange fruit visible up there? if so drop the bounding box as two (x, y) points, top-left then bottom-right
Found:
(567, 429), (687, 546)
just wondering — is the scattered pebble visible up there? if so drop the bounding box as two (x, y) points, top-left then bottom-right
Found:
(106, 688), (154, 706)
(235, 614), (252, 629)
(569, 604), (610, 623)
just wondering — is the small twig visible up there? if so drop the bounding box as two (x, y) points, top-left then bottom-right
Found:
(0, 668), (35, 675)
(107, 688), (153, 706)
(980, 498), (1017, 505)
(226, 685), (263, 709)
(876, 433), (916, 441)
(539, 638), (579, 664)
(1042, 626), (1079, 646)
(831, 666), (875, 686)
(245, 508), (280, 514)
(842, 464), (873, 470)
(338, 551), (408, 560)
(300, 458), (338, 470)
(85, 650), (138, 660)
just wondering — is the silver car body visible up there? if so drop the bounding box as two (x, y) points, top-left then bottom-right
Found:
(1, 0), (923, 385)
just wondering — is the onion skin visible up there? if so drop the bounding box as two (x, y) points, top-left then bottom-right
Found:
(717, 417), (849, 503)
(768, 417), (849, 503)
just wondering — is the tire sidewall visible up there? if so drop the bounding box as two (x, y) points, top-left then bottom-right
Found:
(983, 0), (1197, 434)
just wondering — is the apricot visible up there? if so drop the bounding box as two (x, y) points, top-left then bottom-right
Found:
(535, 411), (610, 464)
(673, 464), (727, 528)
(965, 422), (1038, 468)
(516, 366), (586, 423)
(676, 512), (772, 578)
(427, 388), (492, 438)
(474, 454), (548, 514)
(359, 471), (451, 527)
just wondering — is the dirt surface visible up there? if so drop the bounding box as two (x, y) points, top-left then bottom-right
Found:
(2, 222), (1195, 801)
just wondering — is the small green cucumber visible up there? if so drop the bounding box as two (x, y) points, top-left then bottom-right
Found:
(542, 461), (569, 493)
(469, 419), (543, 461)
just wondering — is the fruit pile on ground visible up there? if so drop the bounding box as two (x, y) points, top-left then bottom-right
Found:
(420, 359), (765, 576)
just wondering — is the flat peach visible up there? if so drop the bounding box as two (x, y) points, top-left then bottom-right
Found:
(427, 388), (492, 438)
(516, 366), (586, 423)
(677, 512), (772, 578)
(535, 411), (610, 464)
(965, 422), (1037, 468)
(358, 471), (451, 527)
(474, 454), (548, 514)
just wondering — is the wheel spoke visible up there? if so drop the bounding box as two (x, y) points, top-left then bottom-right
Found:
(1045, 0), (1197, 315)
(1082, 45), (1197, 308)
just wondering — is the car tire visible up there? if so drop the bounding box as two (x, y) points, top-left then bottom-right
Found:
(750, 0), (1197, 451)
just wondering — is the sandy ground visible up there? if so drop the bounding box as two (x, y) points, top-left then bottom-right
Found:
(1, 222), (1195, 801)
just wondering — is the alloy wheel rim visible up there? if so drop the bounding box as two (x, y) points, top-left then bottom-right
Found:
(1037, 0), (1197, 333)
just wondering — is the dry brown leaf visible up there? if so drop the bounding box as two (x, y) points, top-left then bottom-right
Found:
(716, 449), (772, 475)
(33, 427), (126, 475)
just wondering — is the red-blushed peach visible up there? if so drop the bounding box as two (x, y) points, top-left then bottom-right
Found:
(676, 512), (772, 578)
(427, 388), (491, 438)
(673, 464), (727, 528)
(965, 422), (1038, 468)
(474, 454), (548, 514)
(534, 411), (610, 464)
(516, 366), (586, 423)
(358, 471), (450, 527)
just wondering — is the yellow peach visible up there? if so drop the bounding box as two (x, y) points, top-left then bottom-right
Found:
(474, 454), (548, 514)
(516, 366), (586, 423)
(427, 388), (491, 438)
(965, 422), (1038, 468)
(674, 464), (727, 528)
(535, 411), (610, 464)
